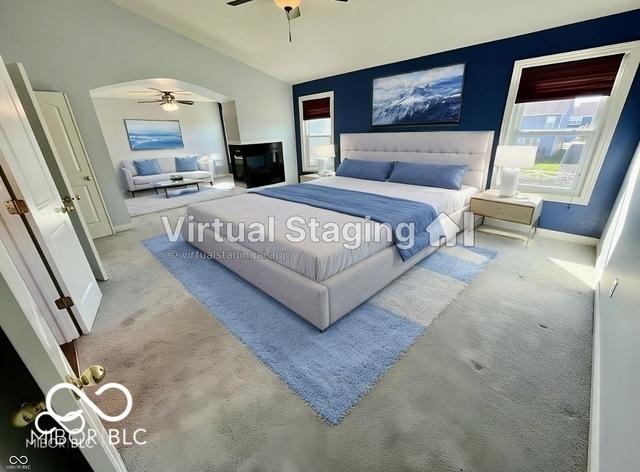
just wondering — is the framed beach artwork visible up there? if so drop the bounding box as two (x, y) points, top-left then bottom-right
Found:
(371, 63), (465, 126)
(124, 119), (184, 150)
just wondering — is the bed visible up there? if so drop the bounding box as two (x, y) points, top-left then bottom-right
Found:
(183, 131), (494, 330)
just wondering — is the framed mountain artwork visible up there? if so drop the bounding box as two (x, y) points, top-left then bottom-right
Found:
(372, 63), (465, 126)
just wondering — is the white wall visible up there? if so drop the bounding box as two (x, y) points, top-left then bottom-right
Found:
(0, 0), (296, 230)
(592, 142), (640, 472)
(92, 98), (228, 194)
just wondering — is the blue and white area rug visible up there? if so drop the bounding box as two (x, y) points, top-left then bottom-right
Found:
(144, 236), (496, 424)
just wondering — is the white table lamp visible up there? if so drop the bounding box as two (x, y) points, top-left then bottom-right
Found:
(200, 153), (235, 190)
(494, 145), (537, 197)
(313, 144), (336, 176)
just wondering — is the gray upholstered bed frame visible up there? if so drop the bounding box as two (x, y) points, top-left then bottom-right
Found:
(186, 131), (494, 330)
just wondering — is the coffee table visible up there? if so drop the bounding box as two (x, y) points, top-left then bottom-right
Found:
(153, 179), (203, 198)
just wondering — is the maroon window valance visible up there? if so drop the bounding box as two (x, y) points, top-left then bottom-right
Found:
(515, 54), (624, 104)
(302, 97), (331, 120)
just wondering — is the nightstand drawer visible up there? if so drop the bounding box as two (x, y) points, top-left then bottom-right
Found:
(470, 198), (534, 224)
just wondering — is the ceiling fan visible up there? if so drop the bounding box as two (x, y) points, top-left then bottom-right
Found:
(227, 0), (349, 42)
(134, 88), (195, 111)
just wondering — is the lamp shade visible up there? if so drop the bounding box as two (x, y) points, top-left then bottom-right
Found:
(494, 145), (537, 169)
(162, 101), (179, 111)
(209, 153), (226, 164)
(316, 157), (335, 174)
(313, 144), (336, 159)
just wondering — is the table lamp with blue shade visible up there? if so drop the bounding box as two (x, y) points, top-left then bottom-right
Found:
(494, 145), (537, 197)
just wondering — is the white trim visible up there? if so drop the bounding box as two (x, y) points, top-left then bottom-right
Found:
(497, 40), (640, 205)
(227, 138), (285, 146)
(483, 217), (599, 246)
(588, 283), (601, 472)
(114, 223), (136, 232)
(298, 91), (334, 173)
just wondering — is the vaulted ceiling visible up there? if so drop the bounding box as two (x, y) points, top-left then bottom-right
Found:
(110, 0), (638, 84)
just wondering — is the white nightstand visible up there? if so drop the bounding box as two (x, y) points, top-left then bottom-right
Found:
(299, 172), (335, 183)
(470, 189), (543, 245)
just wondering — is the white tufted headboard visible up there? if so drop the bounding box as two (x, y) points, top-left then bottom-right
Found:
(340, 131), (494, 190)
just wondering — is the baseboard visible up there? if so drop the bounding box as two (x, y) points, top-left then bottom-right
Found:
(588, 284), (601, 472)
(114, 223), (136, 233)
(483, 218), (599, 246)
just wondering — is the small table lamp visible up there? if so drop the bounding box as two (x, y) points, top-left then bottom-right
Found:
(494, 145), (537, 197)
(313, 144), (336, 176)
(199, 153), (234, 189)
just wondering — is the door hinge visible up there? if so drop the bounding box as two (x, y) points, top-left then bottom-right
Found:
(4, 199), (29, 215)
(55, 296), (74, 310)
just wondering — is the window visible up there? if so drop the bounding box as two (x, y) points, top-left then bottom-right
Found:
(299, 92), (334, 172)
(511, 96), (607, 192)
(498, 42), (640, 204)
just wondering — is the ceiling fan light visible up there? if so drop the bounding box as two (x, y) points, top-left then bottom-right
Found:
(273, 0), (301, 10)
(162, 101), (179, 111)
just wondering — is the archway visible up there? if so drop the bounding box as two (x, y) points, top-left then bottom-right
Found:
(89, 78), (241, 216)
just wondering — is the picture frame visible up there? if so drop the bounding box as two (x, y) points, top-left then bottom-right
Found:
(371, 63), (466, 127)
(124, 119), (184, 151)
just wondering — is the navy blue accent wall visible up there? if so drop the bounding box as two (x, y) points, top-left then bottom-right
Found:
(292, 10), (640, 237)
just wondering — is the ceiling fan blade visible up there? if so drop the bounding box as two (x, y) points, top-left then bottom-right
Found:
(333, 0), (349, 2)
(137, 100), (163, 103)
(130, 90), (159, 94)
(288, 6), (301, 20)
(176, 100), (195, 105)
(227, 0), (253, 5)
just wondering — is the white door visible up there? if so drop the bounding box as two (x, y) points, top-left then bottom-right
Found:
(0, 176), (79, 343)
(0, 57), (100, 333)
(0, 236), (126, 472)
(6, 63), (109, 282)
(35, 91), (113, 239)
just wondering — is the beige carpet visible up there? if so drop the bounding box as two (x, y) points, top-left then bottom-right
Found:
(78, 208), (594, 472)
(124, 176), (246, 216)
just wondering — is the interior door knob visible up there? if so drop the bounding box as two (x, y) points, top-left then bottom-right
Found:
(80, 365), (106, 387)
(11, 400), (46, 427)
(12, 365), (105, 427)
(59, 196), (76, 213)
(64, 364), (106, 399)
(83, 175), (93, 181)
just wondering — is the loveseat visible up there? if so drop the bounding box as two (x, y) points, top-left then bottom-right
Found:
(121, 156), (213, 197)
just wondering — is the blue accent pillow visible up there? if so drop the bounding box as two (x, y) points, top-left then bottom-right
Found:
(133, 159), (161, 176)
(175, 156), (199, 172)
(336, 158), (395, 182)
(388, 162), (469, 190)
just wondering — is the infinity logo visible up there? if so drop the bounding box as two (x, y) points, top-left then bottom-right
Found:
(35, 382), (132, 436)
(8, 455), (28, 465)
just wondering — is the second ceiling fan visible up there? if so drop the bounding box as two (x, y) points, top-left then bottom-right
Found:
(135, 88), (195, 111)
(227, 0), (349, 42)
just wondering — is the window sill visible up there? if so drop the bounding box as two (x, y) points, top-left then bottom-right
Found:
(515, 189), (590, 205)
